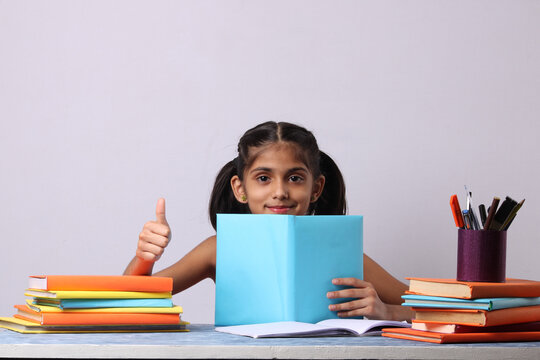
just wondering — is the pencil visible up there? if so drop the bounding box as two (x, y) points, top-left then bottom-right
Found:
(483, 197), (500, 230)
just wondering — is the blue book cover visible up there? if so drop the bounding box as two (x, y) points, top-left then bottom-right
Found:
(401, 294), (540, 311)
(33, 298), (174, 309)
(215, 214), (363, 326)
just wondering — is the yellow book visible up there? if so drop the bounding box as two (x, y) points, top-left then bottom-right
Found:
(25, 289), (172, 299)
(0, 316), (189, 334)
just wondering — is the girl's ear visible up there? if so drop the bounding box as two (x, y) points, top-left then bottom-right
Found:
(310, 175), (326, 203)
(230, 175), (248, 203)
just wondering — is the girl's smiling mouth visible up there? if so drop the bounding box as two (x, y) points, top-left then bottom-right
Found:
(266, 205), (293, 214)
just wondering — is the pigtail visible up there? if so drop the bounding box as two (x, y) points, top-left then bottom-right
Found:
(208, 159), (249, 230)
(314, 151), (347, 215)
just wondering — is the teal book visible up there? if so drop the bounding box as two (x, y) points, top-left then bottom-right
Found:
(401, 294), (540, 311)
(32, 298), (174, 309)
(215, 214), (363, 326)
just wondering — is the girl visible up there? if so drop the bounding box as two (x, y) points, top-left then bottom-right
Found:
(124, 121), (413, 321)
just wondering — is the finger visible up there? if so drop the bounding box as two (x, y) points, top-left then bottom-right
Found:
(137, 241), (166, 259)
(140, 232), (170, 248)
(155, 198), (168, 225)
(136, 250), (157, 262)
(143, 221), (171, 238)
(327, 288), (367, 300)
(329, 299), (364, 312)
(332, 277), (368, 287)
(337, 309), (366, 318)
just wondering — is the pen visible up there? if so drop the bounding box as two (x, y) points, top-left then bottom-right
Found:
(462, 210), (472, 230)
(483, 197), (500, 230)
(479, 204), (487, 226)
(465, 186), (471, 211)
(450, 194), (465, 229)
(465, 187), (481, 230)
(469, 206), (481, 230)
(502, 199), (525, 230)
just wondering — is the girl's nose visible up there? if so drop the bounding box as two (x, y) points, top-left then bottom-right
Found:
(272, 180), (289, 200)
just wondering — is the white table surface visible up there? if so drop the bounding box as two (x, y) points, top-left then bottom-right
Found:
(1, 324), (540, 359)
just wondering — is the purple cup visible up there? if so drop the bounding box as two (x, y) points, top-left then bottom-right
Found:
(457, 229), (507, 282)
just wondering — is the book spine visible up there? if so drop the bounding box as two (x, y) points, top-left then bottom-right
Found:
(485, 305), (540, 326)
(34, 276), (173, 292)
(286, 215), (296, 321)
(20, 312), (181, 326)
(26, 290), (172, 299)
(56, 298), (174, 309)
(490, 297), (540, 311)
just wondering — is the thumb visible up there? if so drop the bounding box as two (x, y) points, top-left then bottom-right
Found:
(155, 198), (168, 225)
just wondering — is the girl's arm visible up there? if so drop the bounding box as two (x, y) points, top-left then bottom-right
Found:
(123, 198), (216, 294)
(363, 254), (408, 304)
(124, 198), (171, 277)
(327, 254), (414, 321)
(124, 233), (216, 295)
(153, 236), (216, 294)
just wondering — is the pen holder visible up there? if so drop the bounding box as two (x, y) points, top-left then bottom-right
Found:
(456, 229), (507, 282)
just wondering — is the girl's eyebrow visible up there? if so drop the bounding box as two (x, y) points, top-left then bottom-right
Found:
(286, 167), (309, 174)
(249, 167), (272, 174)
(249, 166), (309, 174)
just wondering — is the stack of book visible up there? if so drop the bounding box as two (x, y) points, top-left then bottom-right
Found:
(382, 277), (540, 343)
(0, 275), (188, 333)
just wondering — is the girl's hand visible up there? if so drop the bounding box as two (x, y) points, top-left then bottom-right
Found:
(136, 198), (171, 263)
(327, 277), (392, 320)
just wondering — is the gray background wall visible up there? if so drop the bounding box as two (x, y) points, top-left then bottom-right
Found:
(1, 0), (539, 324)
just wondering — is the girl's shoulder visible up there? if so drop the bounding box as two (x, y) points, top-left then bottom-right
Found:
(199, 234), (217, 258)
(203, 235), (217, 268)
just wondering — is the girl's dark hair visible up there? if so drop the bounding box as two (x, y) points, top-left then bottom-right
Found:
(208, 121), (347, 229)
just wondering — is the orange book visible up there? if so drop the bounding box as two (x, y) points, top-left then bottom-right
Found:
(28, 275), (172, 292)
(407, 278), (540, 299)
(14, 305), (180, 325)
(382, 327), (540, 344)
(412, 305), (540, 327)
(411, 320), (540, 334)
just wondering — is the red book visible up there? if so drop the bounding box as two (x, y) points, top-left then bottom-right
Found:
(14, 305), (180, 325)
(382, 327), (540, 344)
(28, 275), (172, 292)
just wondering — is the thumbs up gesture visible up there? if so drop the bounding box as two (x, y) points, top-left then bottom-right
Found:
(136, 198), (172, 262)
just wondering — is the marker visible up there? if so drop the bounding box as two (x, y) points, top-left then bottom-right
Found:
(450, 194), (464, 229)
(479, 204), (487, 226)
(502, 199), (525, 230)
(490, 196), (518, 231)
(483, 197), (500, 231)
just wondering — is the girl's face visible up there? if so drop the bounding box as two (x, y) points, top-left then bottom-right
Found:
(231, 142), (325, 216)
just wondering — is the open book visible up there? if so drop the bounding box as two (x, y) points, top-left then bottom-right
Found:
(216, 214), (363, 325)
(215, 319), (410, 338)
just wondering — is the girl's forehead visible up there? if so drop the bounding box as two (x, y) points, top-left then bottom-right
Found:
(247, 142), (309, 167)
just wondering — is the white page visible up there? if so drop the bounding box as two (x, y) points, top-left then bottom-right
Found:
(316, 319), (410, 334)
(215, 319), (410, 338)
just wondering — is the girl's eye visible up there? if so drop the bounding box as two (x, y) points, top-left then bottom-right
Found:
(289, 175), (303, 183)
(257, 175), (270, 182)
